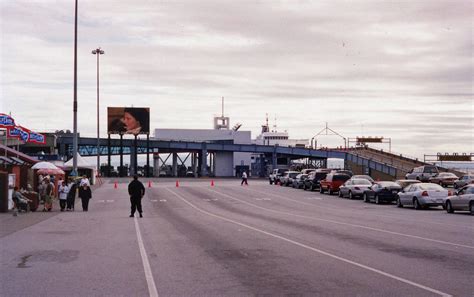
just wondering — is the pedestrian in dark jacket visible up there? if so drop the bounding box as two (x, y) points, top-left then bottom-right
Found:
(78, 185), (92, 211)
(67, 180), (78, 211)
(128, 175), (145, 218)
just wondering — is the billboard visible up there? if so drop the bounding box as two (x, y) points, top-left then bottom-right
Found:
(108, 107), (150, 135)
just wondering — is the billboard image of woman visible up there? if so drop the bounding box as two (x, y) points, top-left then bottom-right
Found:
(108, 107), (150, 135)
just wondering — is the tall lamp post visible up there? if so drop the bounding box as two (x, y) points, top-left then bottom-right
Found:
(92, 48), (104, 176)
(72, 0), (78, 176)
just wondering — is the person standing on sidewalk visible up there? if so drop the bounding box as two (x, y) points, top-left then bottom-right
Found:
(58, 180), (69, 211)
(78, 184), (92, 211)
(66, 179), (78, 211)
(241, 171), (248, 186)
(43, 178), (54, 212)
(128, 175), (145, 218)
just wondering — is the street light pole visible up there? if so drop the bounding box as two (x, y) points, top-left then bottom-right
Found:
(72, 0), (78, 176)
(92, 47), (104, 176)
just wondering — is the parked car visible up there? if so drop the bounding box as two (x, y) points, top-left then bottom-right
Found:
(396, 183), (448, 210)
(292, 174), (308, 189)
(269, 168), (288, 185)
(350, 175), (375, 183)
(405, 165), (439, 182)
(280, 171), (300, 186)
(339, 178), (373, 199)
(454, 175), (474, 189)
(444, 185), (474, 215)
(363, 181), (402, 204)
(303, 169), (331, 191)
(319, 173), (351, 195)
(395, 179), (421, 189)
(429, 172), (458, 187)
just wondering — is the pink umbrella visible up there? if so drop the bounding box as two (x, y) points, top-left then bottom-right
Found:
(37, 168), (65, 175)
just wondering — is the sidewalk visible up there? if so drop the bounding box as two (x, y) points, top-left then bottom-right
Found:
(0, 180), (106, 238)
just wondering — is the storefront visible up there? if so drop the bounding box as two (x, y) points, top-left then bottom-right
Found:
(0, 144), (38, 212)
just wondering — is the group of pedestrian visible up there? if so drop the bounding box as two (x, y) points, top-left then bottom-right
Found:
(36, 175), (92, 212)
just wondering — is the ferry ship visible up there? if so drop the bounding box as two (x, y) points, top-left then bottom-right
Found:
(253, 115), (308, 148)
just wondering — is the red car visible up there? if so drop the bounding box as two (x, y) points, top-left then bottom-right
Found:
(319, 173), (351, 195)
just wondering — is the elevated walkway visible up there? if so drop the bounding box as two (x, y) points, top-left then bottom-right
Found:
(344, 147), (465, 179)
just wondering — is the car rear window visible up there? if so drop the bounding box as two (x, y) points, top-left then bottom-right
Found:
(289, 173), (299, 178)
(378, 182), (398, 187)
(352, 179), (372, 185)
(419, 184), (444, 190)
(333, 175), (350, 182)
(423, 166), (438, 174)
(314, 173), (328, 179)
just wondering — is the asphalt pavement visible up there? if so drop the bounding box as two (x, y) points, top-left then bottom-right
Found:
(1, 178), (473, 296)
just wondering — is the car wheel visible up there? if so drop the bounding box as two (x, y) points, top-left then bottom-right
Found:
(329, 189), (333, 195)
(470, 202), (474, 216)
(269, 180), (273, 185)
(338, 191), (343, 198)
(375, 194), (380, 204)
(320, 187), (324, 194)
(397, 198), (403, 208)
(348, 191), (353, 200)
(446, 201), (454, 213)
(454, 183), (458, 189)
(414, 198), (422, 210)
(363, 193), (369, 203)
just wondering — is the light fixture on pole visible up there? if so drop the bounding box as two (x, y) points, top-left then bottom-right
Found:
(92, 47), (104, 176)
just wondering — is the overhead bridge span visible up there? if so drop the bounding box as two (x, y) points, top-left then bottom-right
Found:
(57, 136), (398, 179)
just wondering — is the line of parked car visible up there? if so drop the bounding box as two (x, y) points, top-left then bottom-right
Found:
(268, 167), (474, 215)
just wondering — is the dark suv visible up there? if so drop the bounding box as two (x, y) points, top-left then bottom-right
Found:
(319, 173), (351, 195)
(303, 169), (332, 191)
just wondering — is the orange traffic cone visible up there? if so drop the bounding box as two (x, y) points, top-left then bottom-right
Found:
(148, 181), (152, 188)
(114, 181), (118, 189)
(211, 180), (215, 187)
(176, 180), (179, 187)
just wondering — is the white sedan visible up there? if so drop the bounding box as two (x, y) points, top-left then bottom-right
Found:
(397, 183), (448, 210)
(339, 178), (372, 199)
(444, 185), (474, 215)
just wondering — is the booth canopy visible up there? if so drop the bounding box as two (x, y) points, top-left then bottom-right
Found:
(64, 153), (96, 169)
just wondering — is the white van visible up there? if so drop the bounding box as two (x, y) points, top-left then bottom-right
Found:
(405, 165), (439, 182)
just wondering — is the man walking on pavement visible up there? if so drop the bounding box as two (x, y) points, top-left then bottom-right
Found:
(241, 171), (248, 186)
(128, 174), (145, 218)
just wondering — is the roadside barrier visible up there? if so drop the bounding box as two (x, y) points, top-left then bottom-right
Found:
(176, 180), (180, 187)
(114, 181), (118, 189)
(211, 180), (215, 187)
(148, 181), (152, 188)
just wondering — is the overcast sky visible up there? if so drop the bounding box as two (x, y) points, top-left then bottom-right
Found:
(1, 0), (472, 159)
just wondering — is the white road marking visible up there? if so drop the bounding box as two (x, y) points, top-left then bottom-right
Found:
(165, 188), (452, 297)
(159, 199), (167, 202)
(106, 200), (114, 203)
(134, 216), (159, 297)
(305, 197), (323, 200)
(207, 188), (474, 250)
(150, 200), (158, 202)
(97, 200), (105, 203)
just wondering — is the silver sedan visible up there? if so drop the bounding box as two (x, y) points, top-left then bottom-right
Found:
(444, 185), (474, 215)
(339, 179), (372, 199)
(396, 183), (448, 210)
